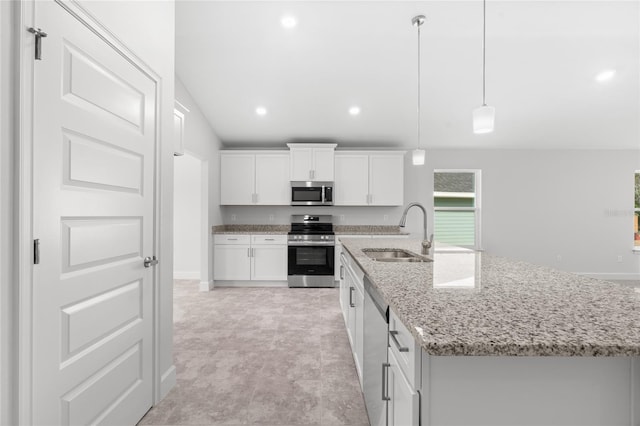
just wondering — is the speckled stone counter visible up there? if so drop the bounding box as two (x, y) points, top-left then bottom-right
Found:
(340, 237), (640, 356)
(211, 225), (289, 234)
(334, 225), (408, 236)
(212, 224), (408, 236)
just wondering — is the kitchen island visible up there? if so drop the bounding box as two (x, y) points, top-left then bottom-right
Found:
(340, 238), (640, 426)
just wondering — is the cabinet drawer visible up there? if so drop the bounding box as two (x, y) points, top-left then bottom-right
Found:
(389, 308), (421, 390)
(214, 234), (251, 245)
(251, 234), (287, 245)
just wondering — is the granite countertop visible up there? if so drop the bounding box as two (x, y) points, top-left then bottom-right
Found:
(340, 237), (640, 357)
(212, 224), (408, 235)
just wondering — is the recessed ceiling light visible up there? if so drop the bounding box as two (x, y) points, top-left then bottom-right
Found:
(281, 15), (297, 29)
(595, 69), (616, 82)
(255, 106), (267, 116)
(349, 106), (361, 116)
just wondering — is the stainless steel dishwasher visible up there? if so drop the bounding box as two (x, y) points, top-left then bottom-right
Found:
(363, 276), (388, 426)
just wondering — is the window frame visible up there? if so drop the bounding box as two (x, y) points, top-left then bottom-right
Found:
(433, 169), (482, 250)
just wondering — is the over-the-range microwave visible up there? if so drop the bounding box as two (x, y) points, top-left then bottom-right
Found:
(290, 181), (333, 206)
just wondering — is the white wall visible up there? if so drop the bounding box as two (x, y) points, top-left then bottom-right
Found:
(408, 149), (640, 279)
(174, 77), (224, 291)
(174, 154), (202, 279)
(0, 2), (17, 424)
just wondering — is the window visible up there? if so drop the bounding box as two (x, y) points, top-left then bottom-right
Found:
(433, 170), (481, 249)
(635, 171), (639, 249)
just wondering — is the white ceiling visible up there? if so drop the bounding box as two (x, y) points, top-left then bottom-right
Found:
(175, 1), (640, 149)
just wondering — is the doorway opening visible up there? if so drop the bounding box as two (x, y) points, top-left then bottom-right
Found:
(173, 152), (209, 289)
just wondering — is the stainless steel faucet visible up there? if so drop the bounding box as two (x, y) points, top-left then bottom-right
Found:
(399, 202), (433, 256)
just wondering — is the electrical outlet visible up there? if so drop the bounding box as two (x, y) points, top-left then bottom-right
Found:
(269, 214), (274, 222)
(556, 255), (562, 262)
(617, 255), (623, 263)
(340, 215), (345, 221)
(383, 214), (388, 221)
(231, 214), (237, 221)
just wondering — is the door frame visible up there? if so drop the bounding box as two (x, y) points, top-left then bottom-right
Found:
(16, 1), (164, 423)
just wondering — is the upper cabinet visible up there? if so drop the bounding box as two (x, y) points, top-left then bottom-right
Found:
(288, 143), (337, 181)
(335, 152), (405, 206)
(220, 151), (290, 205)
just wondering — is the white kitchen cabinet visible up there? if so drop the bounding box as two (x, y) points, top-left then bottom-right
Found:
(214, 234), (287, 282)
(387, 348), (420, 426)
(340, 249), (365, 388)
(250, 235), (287, 281)
(334, 154), (369, 204)
(213, 235), (251, 280)
(334, 152), (405, 206)
(220, 151), (289, 205)
(287, 143), (336, 181)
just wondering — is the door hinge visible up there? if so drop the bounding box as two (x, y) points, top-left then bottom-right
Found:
(33, 239), (40, 265)
(27, 27), (48, 60)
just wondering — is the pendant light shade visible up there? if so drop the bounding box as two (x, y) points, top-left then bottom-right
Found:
(411, 15), (426, 166)
(473, 105), (495, 134)
(473, 0), (494, 134)
(412, 149), (425, 165)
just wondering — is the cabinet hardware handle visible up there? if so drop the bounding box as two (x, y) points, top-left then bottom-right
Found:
(340, 265), (344, 280)
(382, 363), (391, 401)
(265, 238), (275, 241)
(349, 287), (355, 308)
(390, 330), (409, 352)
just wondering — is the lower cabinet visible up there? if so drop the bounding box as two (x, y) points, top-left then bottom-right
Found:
(387, 348), (420, 426)
(340, 249), (365, 387)
(214, 234), (287, 282)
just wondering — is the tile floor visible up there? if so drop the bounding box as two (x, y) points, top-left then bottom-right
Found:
(138, 280), (369, 425)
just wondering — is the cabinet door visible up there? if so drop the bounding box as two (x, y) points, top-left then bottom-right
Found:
(339, 254), (349, 322)
(354, 284), (364, 388)
(369, 154), (404, 206)
(387, 349), (420, 426)
(334, 154), (368, 205)
(290, 147), (313, 181)
(255, 153), (290, 205)
(312, 147), (335, 181)
(220, 153), (255, 205)
(251, 245), (287, 281)
(213, 245), (251, 280)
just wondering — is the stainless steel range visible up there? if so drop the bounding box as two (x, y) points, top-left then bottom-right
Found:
(287, 215), (335, 288)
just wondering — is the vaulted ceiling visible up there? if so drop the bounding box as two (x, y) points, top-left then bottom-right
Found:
(175, 1), (639, 150)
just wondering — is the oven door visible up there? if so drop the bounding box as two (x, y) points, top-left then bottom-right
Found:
(288, 244), (335, 277)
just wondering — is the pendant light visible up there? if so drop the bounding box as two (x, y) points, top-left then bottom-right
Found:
(473, 0), (495, 134)
(412, 15), (426, 165)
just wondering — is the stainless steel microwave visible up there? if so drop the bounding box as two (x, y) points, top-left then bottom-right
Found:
(291, 181), (333, 206)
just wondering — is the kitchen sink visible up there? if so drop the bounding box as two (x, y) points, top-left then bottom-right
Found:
(362, 248), (432, 263)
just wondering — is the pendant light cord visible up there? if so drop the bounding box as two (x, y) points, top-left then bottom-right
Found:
(417, 21), (421, 150)
(482, 0), (487, 106)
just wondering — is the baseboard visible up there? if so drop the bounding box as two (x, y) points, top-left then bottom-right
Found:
(214, 280), (288, 288)
(199, 280), (213, 292)
(159, 365), (176, 401)
(173, 271), (200, 280)
(576, 272), (640, 281)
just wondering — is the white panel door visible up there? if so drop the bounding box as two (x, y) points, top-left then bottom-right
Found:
(369, 154), (404, 206)
(334, 154), (368, 205)
(289, 147), (313, 181)
(255, 154), (289, 205)
(220, 153), (255, 205)
(32, 2), (156, 424)
(312, 148), (335, 181)
(251, 245), (287, 281)
(213, 245), (251, 280)
(387, 349), (420, 426)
